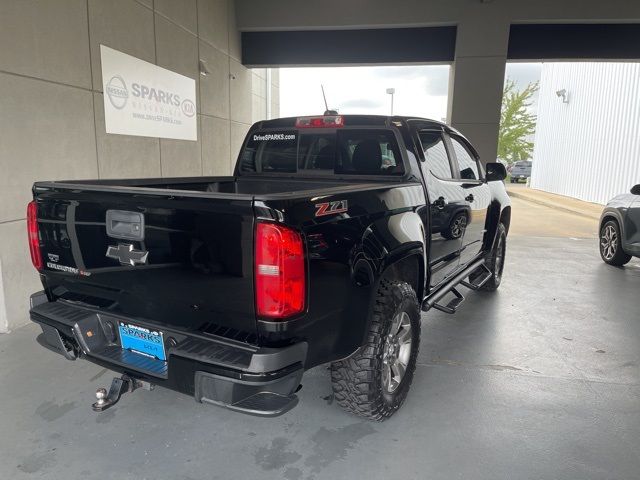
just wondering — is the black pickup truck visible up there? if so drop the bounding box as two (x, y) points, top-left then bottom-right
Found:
(28, 114), (510, 420)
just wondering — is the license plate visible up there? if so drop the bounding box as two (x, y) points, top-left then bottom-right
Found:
(519, 175), (525, 178)
(118, 321), (166, 361)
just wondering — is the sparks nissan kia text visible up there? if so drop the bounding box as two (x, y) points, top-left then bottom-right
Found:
(28, 114), (511, 420)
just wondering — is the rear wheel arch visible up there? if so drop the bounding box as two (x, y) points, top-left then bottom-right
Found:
(363, 211), (426, 301)
(353, 248), (424, 350)
(380, 253), (424, 303)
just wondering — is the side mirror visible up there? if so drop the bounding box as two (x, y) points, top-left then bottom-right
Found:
(631, 184), (640, 195)
(486, 162), (507, 182)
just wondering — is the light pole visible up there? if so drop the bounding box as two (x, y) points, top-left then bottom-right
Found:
(386, 88), (395, 115)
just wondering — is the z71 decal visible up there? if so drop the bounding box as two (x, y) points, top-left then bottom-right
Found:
(315, 200), (348, 217)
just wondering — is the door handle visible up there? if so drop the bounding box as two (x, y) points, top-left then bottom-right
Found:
(465, 194), (474, 203)
(433, 196), (446, 210)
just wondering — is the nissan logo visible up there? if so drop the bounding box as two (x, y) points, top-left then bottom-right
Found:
(105, 75), (129, 110)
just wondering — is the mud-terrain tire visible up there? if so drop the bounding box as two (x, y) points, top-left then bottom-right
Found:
(330, 279), (421, 421)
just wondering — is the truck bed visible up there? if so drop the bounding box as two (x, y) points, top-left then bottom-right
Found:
(32, 175), (411, 346)
(36, 175), (400, 199)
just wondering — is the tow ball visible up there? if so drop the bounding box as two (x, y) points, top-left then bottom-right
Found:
(92, 374), (154, 412)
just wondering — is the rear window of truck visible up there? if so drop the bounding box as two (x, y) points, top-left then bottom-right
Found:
(239, 129), (404, 176)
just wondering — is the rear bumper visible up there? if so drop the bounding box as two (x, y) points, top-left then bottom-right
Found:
(29, 291), (306, 417)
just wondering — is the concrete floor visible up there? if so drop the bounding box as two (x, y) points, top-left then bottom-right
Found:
(507, 188), (598, 239)
(507, 183), (603, 221)
(1, 212), (639, 479)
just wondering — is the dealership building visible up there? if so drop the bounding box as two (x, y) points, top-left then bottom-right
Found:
(0, 0), (279, 332)
(1, 1), (640, 479)
(532, 62), (640, 204)
(3, 0), (640, 333)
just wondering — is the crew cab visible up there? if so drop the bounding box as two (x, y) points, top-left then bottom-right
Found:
(28, 114), (510, 420)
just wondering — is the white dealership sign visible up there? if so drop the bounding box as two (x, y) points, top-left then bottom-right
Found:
(100, 45), (197, 141)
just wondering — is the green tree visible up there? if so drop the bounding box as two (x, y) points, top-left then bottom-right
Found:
(497, 79), (539, 164)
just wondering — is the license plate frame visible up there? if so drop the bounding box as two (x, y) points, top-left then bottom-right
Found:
(118, 321), (166, 361)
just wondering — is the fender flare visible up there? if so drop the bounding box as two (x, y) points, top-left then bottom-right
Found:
(483, 201), (511, 253)
(351, 211), (426, 347)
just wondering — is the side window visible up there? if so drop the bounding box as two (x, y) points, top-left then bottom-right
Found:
(418, 131), (453, 179)
(450, 136), (480, 180)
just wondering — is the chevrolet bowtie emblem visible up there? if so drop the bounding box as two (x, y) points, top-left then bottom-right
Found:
(106, 243), (149, 266)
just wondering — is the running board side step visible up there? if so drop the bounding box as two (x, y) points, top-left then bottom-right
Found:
(460, 264), (493, 291)
(422, 257), (485, 313)
(432, 263), (493, 313)
(432, 287), (465, 314)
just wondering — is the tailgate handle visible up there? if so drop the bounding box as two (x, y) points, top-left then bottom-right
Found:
(106, 210), (144, 241)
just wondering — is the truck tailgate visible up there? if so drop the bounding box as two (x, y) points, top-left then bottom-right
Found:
(34, 185), (257, 340)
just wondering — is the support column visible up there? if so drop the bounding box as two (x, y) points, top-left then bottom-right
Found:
(447, 18), (510, 164)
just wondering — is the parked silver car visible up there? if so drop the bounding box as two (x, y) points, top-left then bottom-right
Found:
(509, 160), (532, 183)
(599, 184), (640, 266)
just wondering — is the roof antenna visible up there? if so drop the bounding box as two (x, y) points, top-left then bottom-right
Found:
(321, 84), (338, 116)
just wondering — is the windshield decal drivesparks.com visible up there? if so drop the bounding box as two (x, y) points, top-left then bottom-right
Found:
(252, 133), (296, 141)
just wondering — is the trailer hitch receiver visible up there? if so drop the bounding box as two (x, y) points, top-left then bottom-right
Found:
(92, 374), (153, 412)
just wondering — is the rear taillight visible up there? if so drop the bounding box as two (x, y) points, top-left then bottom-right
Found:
(27, 201), (43, 271)
(255, 222), (305, 319)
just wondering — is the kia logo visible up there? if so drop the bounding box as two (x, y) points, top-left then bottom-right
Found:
(105, 75), (129, 110)
(181, 99), (195, 117)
